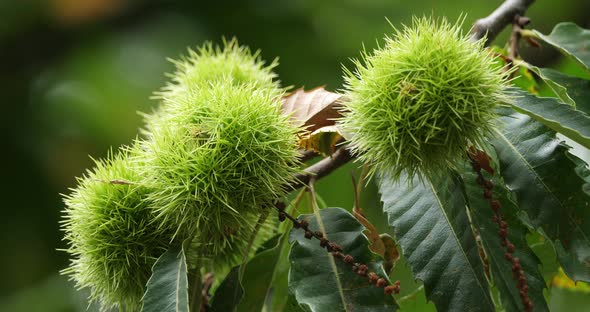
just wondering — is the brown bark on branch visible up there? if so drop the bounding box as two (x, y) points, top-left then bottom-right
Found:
(471, 0), (535, 45)
(286, 147), (353, 191)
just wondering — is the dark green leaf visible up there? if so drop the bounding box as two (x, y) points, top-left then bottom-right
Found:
(283, 293), (309, 312)
(237, 234), (286, 311)
(142, 245), (189, 312)
(210, 266), (243, 312)
(491, 108), (590, 282)
(532, 23), (590, 74)
(524, 65), (577, 105)
(523, 65), (590, 112)
(508, 89), (590, 149)
(459, 149), (548, 312)
(530, 67), (590, 114)
(289, 207), (398, 312)
(379, 173), (495, 312)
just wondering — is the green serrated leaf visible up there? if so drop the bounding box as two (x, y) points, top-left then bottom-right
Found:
(531, 23), (590, 74)
(508, 89), (590, 149)
(523, 64), (577, 106)
(459, 150), (548, 312)
(237, 234), (286, 312)
(491, 108), (590, 282)
(210, 266), (243, 312)
(289, 207), (398, 312)
(379, 172), (495, 312)
(142, 245), (189, 312)
(525, 66), (590, 114)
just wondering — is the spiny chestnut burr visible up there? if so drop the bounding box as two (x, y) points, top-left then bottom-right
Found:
(141, 40), (299, 271)
(62, 151), (173, 310)
(339, 17), (512, 180)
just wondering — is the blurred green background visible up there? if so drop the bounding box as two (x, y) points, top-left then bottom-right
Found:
(1, 0), (590, 311)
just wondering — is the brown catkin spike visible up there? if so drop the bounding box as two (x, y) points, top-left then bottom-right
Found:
(272, 201), (400, 295)
(468, 150), (532, 311)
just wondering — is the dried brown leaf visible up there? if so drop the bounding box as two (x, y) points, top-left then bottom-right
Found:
(353, 208), (386, 258)
(380, 234), (399, 275)
(281, 87), (343, 133)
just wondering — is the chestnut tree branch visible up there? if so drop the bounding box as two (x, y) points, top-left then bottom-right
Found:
(286, 147), (353, 191)
(471, 0), (535, 45)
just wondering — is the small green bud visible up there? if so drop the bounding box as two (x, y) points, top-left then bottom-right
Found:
(340, 17), (511, 180)
(61, 148), (172, 311)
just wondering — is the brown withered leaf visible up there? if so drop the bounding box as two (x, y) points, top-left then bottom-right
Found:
(380, 234), (400, 275)
(353, 207), (386, 258)
(281, 87), (343, 133)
